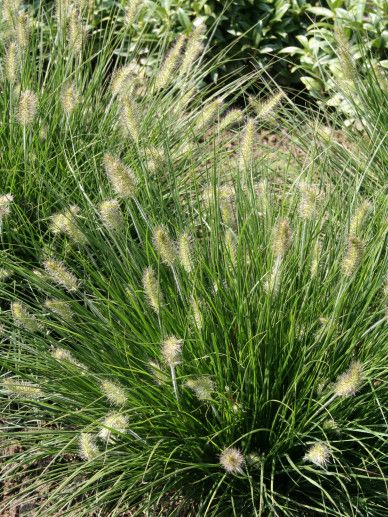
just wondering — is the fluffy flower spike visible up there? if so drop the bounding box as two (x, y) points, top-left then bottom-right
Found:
(100, 379), (127, 406)
(99, 413), (129, 442)
(219, 447), (244, 474)
(334, 361), (363, 397)
(79, 432), (99, 461)
(161, 336), (183, 366)
(304, 442), (331, 468)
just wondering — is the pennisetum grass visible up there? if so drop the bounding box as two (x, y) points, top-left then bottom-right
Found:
(0, 3), (387, 516)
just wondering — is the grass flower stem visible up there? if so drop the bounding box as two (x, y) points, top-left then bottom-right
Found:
(170, 364), (180, 405)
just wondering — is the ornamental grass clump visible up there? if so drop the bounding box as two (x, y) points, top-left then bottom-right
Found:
(0, 5), (387, 516)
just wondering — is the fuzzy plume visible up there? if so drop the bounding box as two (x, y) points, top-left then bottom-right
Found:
(67, 8), (86, 54)
(99, 199), (124, 232)
(298, 183), (321, 219)
(119, 96), (140, 142)
(142, 266), (162, 314)
(45, 299), (73, 321)
(335, 26), (357, 86)
(225, 228), (237, 265)
(2, 377), (44, 399)
(103, 154), (136, 198)
(4, 41), (20, 84)
(195, 98), (223, 134)
(251, 91), (284, 120)
(186, 376), (214, 401)
(17, 90), (38, 126)
(79, 433), (99, 460)
(218, 109), (244, 133)
(341, 236), (363, 277)
(334, 361), (363, 397)
(161, 336), (183, 367)
(0, 268), (12, 281)
(11, 302), (41, 332)
(110, 63), (139, 97)
(239, 118), (255, 170)
(125, 0), (143, 26)
(61, 83), (80, 116)
(310, 239), (322, 278)
(153, 226), (176, 266)
(178, 232), (193, 273)
(50, 205), (86, 244)
(272, 218), (292, 259)
(219, 447), (244, 474)
(180, 24), (205, 75)
(99, 413), (129, 442)
(304, 442), (331, 468)
(14, 11), (31, 49)
(349, 200), (371, 235)
(190, 296), (203, 330)
(51, 347), (86, 369)
(101, 379), (127, 406)
(43, 258), (79, 292)
(0, 194), (13, 221)
(156, 34), (186, 90)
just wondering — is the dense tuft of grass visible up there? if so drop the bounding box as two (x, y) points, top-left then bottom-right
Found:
(1, 3), (387, 516)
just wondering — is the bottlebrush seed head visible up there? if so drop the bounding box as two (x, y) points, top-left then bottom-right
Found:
(251, 91), (284, 120)
(272, 218), (292, 259)
(298, 183), (321, 219)
(51, 347), (86, 369)
(2, 0), (22, 22)
(148, 360), (168, 385)
(11, 302), (41, 332)
(219, 447), (244, 474)
(103, 153), (136, 198)
(14, 11), (31, 49)
(239, 118), (255, 169)
(304, 442), (331, 468)
(225, 228), (237, 265)
(142, 266), (162, 314)
(17, 90), (38, 126)
(99, 413), (129, 442)
(218, 109), (244, 132)
(100, 379), (127, 406)
(79, 433), (99, 460)
(119, 96), (139, 142)
(186, 376), (214, 401)
(153, 226), (176, 266)
(49, 205), (86, 244)
(334, 361), (363, 397)
(4, 41), (20, 84)
(180, 23), (205, 75)
(349, 199), (371, 235)
(67, 8), (86, 54)
(156, 34), (186, 90)
(196, 98), (223, 133)
(161, 336), (183, 366)
(0, 193), (13, 220)
(110, 63), (139, 97)
(99, 199), (123, 231)
(45, 299), (73, 321)
(341, 236), (363, 277)
(2, 377), (44, 399)
(310, 239), (322, 278)
(0, 268), (12, 281)
(43, 258), (79, 292)
(190, 296), (203, 330)
(61, 83), (80, 116)
(125, 0), (143, 26)
(178, 232), (193, 273)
